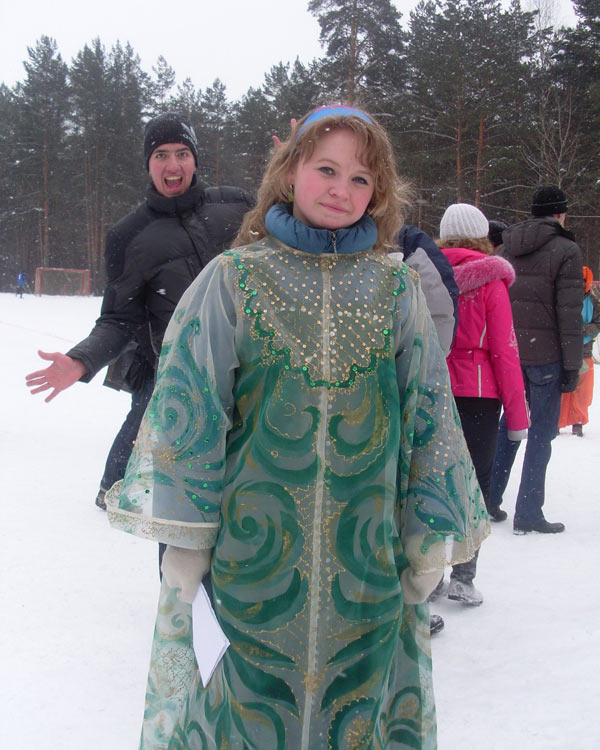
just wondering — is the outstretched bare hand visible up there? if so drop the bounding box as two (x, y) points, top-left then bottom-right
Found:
(272, 118), (297, 148)
(25, 350), (87, 403)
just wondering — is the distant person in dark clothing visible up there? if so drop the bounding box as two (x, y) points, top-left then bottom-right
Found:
(488, 220), (508, 250)
(25, 113), (253, 513)
(17, 271), (26, 297)
(489, 186), (583, 534)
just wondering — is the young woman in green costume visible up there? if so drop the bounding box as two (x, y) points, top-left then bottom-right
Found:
(108, 105), (488, 749)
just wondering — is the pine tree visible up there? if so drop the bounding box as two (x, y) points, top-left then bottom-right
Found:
(262, 59), (322, 131)
(168, 78), (203, 121)
(549, 0), (600, 271)
(196, 79), (231, 185)
(104, 42), (150, 227)
(150, 56), (177, 114)
(403, 0), (538, 230)
(308, 0), (406, 107)
(69, 39), (114, 287)
(230, 87), (276, 193)
(17, 36), (71, 269)
(0, 83), (32, 289)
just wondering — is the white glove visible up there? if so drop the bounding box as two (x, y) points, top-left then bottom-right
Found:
(161, 545), (212, 603)
(507, 428), (527, 441)
(400, 568), (444, 605)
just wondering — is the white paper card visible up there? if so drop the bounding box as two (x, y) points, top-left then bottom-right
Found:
(192, 582), (230, 687)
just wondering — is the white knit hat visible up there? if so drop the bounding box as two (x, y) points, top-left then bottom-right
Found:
(439, 203), (489, 241)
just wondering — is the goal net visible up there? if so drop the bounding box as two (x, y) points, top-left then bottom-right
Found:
(34, 267), (92, 296)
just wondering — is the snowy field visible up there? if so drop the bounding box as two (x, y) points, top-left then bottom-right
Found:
(1, 291), (599, 749)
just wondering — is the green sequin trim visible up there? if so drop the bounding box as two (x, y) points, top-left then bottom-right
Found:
(229, 251), (407, 391)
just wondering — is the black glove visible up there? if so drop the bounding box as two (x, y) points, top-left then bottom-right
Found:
(560, 369), (579, 393)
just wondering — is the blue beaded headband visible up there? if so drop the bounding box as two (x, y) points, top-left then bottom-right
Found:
(296, 106), (374, 136)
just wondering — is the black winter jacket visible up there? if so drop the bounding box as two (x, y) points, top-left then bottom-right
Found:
(68, 178), (253, 380)
(499, 217), (583, 370)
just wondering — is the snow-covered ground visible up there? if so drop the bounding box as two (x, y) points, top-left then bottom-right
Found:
(2, 292), (599, 749)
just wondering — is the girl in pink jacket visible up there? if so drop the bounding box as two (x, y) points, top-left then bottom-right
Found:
(435, 204), (528, 606)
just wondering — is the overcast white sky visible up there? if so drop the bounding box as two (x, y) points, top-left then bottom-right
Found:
(0, 0), (577, 101)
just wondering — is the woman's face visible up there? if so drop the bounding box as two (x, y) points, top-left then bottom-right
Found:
(288, 128), (374, 230)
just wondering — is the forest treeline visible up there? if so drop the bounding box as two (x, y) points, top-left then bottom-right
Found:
(1, 0), (599, 293)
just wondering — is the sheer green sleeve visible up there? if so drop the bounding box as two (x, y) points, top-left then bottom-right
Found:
(393, 266), (489, 575)
(107, 255), (239, 550)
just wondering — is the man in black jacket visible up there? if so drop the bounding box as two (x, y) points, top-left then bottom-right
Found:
(489, 186), (583, 534)
(26, 113), (253, 510)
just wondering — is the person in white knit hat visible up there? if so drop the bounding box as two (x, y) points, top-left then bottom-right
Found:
(439, 201), (490, 242)
(431, 203), (529, 606)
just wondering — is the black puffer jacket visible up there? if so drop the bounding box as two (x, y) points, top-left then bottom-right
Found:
(68, 178), (253, 380)
(499, 217), (583, 370)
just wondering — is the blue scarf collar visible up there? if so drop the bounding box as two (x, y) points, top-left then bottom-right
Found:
(264, 203), (378, 255)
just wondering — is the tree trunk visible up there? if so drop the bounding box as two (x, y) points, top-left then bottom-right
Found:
(456, 93), (463, 202)
(42, 133), (50, 266)
(514, 162), (521, 225)
(85, 138), (93, 275)
(93, 141), (101, 280)
(215, 135), (221, 186)
(38, 210), (44, 268)
(346, 0), (358, 104)
(474, 112), (486, 207)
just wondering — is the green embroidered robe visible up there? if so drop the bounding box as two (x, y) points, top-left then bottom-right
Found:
(108, 237), (488, 750)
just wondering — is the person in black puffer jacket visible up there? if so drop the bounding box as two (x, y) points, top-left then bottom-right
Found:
(489, 185), (583, 534)
(26, 113), (253, 512)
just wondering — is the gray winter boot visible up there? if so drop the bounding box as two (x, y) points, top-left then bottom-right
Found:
(95, 487), (107, 511)
(447, 578), (483, 606)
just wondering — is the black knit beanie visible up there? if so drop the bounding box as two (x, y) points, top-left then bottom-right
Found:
(143, 112), (199, 170)
(488, 220), (508, 248)
(531, 185), (568, 217)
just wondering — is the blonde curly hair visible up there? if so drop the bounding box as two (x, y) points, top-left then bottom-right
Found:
(233, 107), (413, 251)
(436, 237), (494, 254)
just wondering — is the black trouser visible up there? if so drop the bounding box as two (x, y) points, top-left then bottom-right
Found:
(99, 376), (155, 490)
(159, 542), (166, 577)
(451, 397), (501, 584)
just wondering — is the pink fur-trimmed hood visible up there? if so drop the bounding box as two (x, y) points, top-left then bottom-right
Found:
(441, 247), (515, 294)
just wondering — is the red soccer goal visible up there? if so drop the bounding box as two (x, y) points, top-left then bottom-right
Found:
(34, 267), (92, 296)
